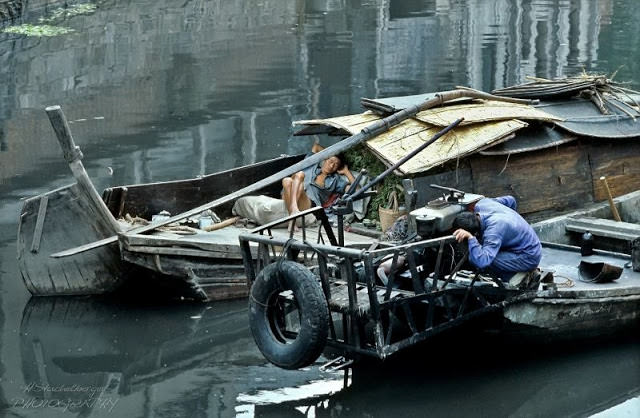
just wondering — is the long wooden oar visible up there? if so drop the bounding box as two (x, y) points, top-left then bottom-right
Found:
(50, 90), (536, 258)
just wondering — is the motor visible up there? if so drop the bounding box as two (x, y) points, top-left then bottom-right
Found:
(409, 184), (484, 239)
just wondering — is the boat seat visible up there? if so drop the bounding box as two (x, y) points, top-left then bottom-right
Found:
(565, 216), (640, 242)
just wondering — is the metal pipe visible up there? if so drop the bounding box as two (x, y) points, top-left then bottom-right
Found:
(344, 118), (463, 203)
(51, 89), (535, 257)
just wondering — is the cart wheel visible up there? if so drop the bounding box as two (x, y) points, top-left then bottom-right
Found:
(249, 261), (329, 370)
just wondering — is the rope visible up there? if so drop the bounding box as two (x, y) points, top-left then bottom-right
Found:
(550, 274), (575, 288)
(276, 238), (296, 270)
(249, 290), (274, 308)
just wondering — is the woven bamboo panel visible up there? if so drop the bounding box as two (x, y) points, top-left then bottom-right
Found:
(293, 112), (381, 135)
(365, 119), (527, 174)
(415, 100), (563, 127)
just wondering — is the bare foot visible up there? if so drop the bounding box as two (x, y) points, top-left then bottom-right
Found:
(288, 209), (300, 233)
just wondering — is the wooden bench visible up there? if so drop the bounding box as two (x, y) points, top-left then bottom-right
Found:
(565, 216), (640, 241)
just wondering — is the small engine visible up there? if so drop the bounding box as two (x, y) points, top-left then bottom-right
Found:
(409, 184), (484, 239)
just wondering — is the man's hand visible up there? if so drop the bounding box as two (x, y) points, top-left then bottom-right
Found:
(337, 164), (350, 176)
(453, 228), (473, 243)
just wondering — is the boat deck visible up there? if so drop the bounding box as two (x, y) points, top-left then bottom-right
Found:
(121, 221), (378, 260)
(538, 245), (640, 298)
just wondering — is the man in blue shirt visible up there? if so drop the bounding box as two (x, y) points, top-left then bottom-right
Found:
(452, 196), (542, 281)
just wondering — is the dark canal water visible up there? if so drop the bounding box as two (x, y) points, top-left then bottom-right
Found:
(1, 0), (639, 416)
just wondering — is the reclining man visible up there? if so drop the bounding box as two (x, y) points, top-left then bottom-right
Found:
(282, 142), (355, 228)
(452, 195), (542, 282)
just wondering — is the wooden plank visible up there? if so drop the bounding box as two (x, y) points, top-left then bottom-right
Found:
(587, 141), (640, 201)
(199, 283), (249, 301)
(46, 106), (122, 233)
(566, 217), (640, 241)
(108, 154), (304, 219)
(18, 184), (125, 295)
(124, 245), (243, 259)
(121, 250), (244, 275)
(122, 233), (240, 254)
(469, 143), (593, 215)
(30, 196), (48, 254)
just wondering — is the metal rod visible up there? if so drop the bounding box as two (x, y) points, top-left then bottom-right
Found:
(238, 233), (364, 258)
(431, 240), (446, 290)
(439, 251), (469, 290)
(363, 255), (381, 319)
(344, 118), (463, 204)
(51, 87), (536, 257)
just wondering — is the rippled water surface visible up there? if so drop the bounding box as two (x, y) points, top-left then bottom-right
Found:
(1, 0), (639, 416)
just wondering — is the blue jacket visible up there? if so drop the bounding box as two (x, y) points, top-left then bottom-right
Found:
(467, 196), (542, 270)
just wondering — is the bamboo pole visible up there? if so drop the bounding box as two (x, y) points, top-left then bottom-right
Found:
(50, 90), (538, 258)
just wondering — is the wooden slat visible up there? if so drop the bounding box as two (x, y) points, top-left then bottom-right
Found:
(469, 143), (593, 215)
(565, 217), (640, 241)
(198, 283), (249, 301)
(124, 245), (243, 259)
(588, 141), (640, 201)
(17, 184), (125, 295)
(30, 196), (48, 253)
(122, 233), (240, 255)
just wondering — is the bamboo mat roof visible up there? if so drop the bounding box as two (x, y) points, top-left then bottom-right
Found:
(294, 100), (560, 175)
(295, 76), (640, 174)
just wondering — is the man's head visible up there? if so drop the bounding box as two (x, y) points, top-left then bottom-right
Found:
(453, 211), (481, 235)
(321, 153), (345, 174)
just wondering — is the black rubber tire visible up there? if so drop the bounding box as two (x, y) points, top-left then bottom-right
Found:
(249, 261), (329, 370)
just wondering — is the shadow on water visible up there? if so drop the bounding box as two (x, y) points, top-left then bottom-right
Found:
(6, 249), (640, 417)
(250, 332), (640, 417)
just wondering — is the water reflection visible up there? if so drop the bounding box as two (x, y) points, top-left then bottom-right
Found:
(2, 0), (640, 416)
(1, 0), (638, 189)
(14, 297), (344, 416)
(245, 336), (640, 417)
(10, 295), (640, 416)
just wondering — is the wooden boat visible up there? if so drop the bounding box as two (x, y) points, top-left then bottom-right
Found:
(17, 149), (306, 301)
(238, 188), (640, 370)
(17, 106), (309, 301)
(504, 189), (640, 338)
(295, 76), (640, 222)
(19, 75), (640, 305)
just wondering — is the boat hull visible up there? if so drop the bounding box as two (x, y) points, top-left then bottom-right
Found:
(503, 294), (640, 339)
(17, 154), (305, 300)
(17, 184), (126, 295)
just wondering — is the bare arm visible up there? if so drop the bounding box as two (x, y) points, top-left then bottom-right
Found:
(338, 164), (356, 192)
